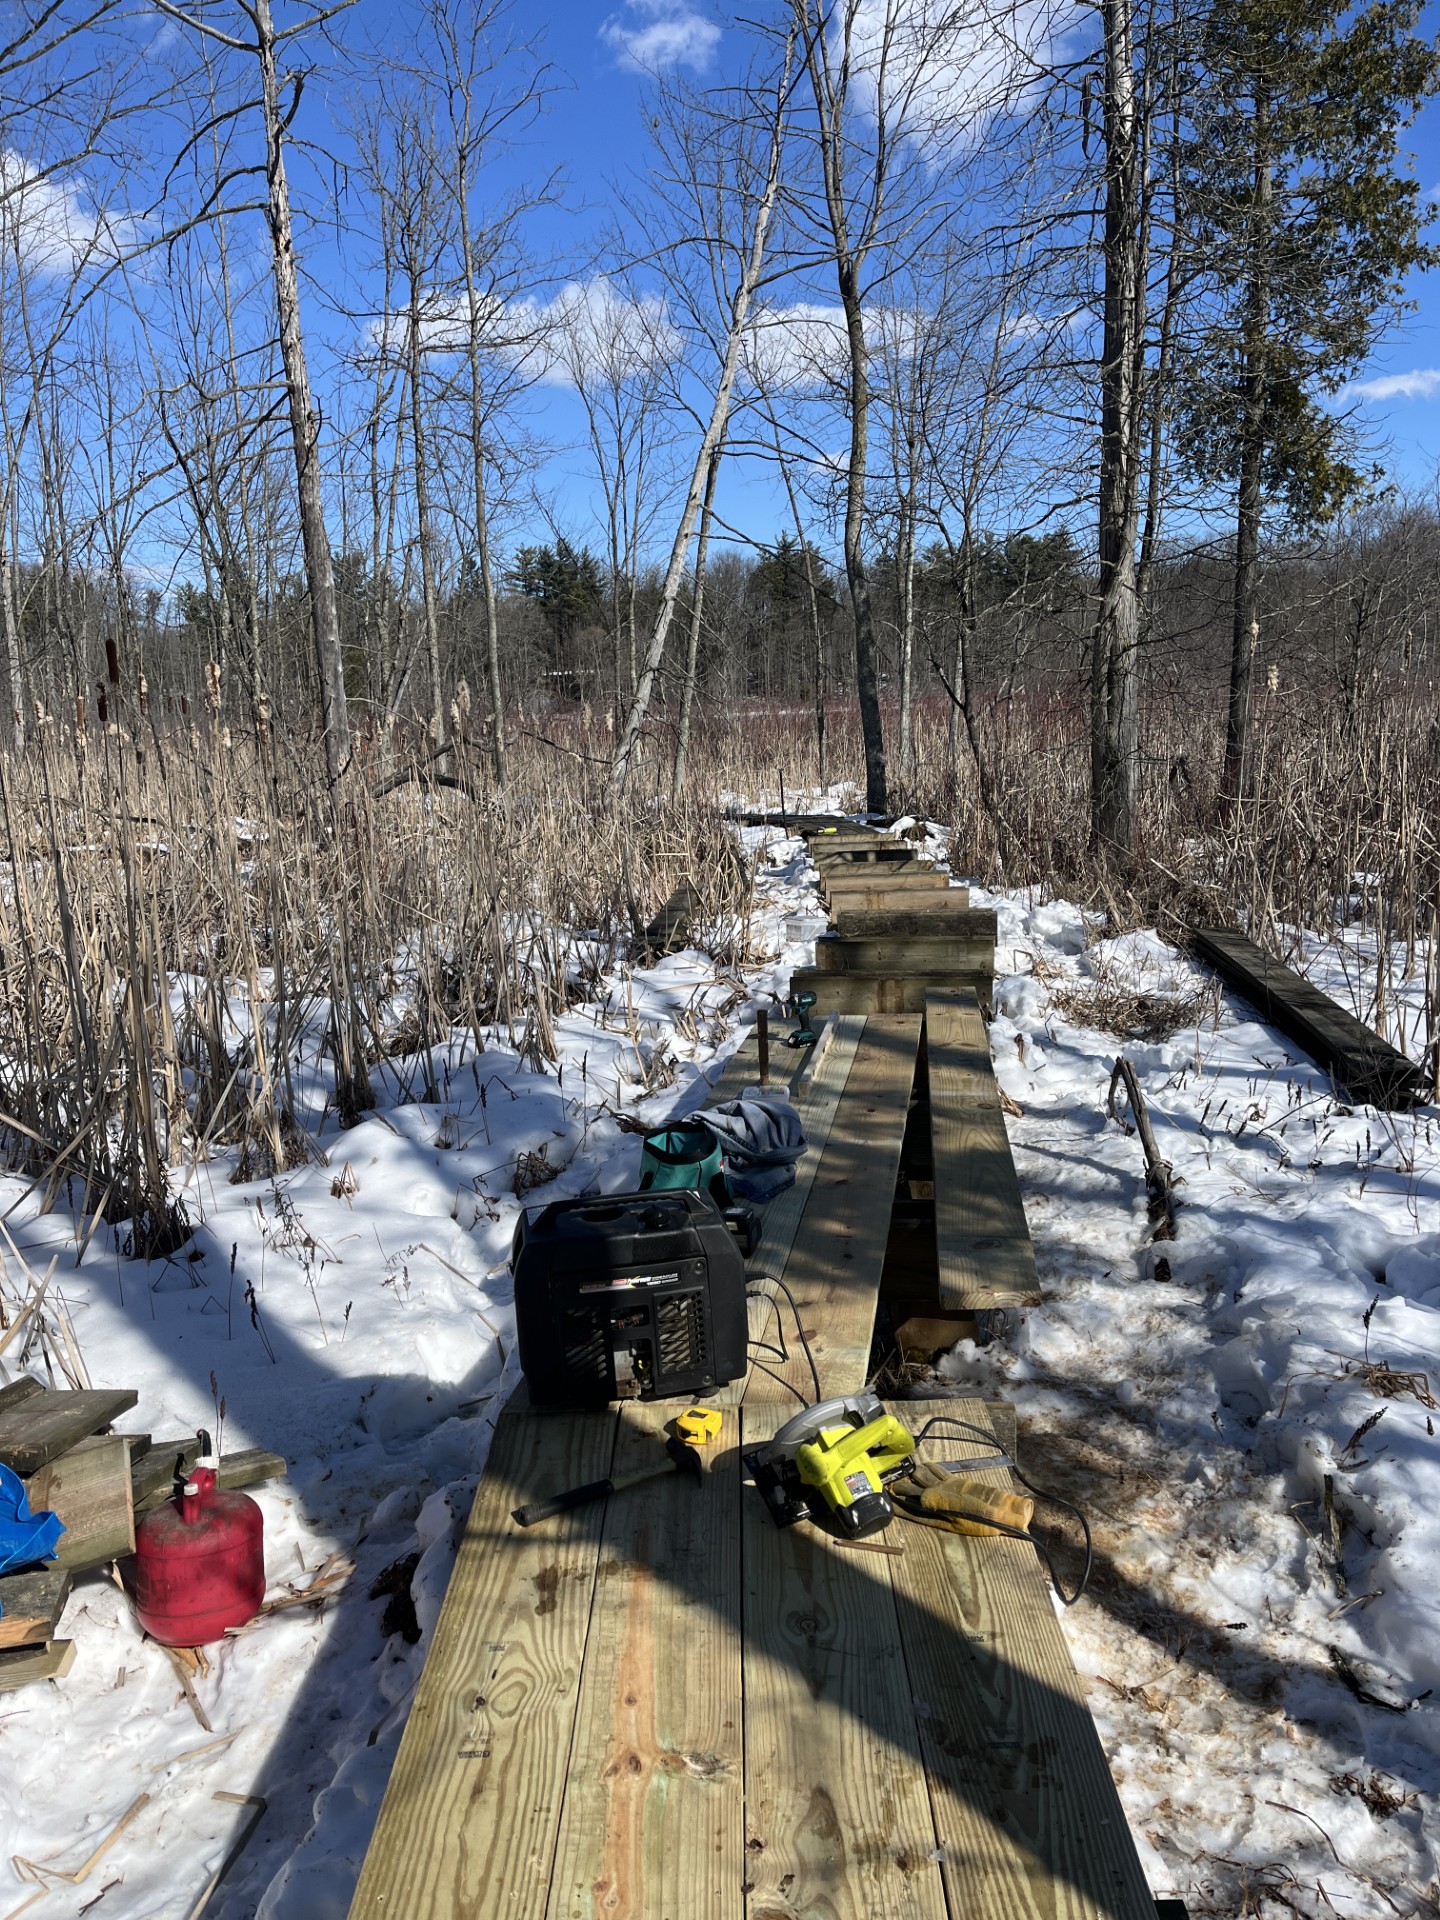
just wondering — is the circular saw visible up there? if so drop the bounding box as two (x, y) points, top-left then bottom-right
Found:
(744, 1391), (916, 1540)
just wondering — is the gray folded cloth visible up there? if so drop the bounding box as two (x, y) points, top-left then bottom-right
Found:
(690, 1092), (807, 1169)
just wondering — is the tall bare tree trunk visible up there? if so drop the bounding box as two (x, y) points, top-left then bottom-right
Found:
(1225, 84), (1273, 804)
(1090, 0), (1145, 857)
(672, 439), (721, 796)
(256, 0), (350, 780)
(405, 297), (444, 743)
(0, 525), (24, 750)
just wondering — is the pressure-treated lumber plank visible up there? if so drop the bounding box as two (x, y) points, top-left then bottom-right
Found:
(813, 932), (995, 976)
(1191, 926), (1427, 1108)
(0, 1638), (75, 1689)
(817, 881), (956, 913)
(0, 1388), (139, 1476)
(24, 1432), (135, 1570)
(645, 879), (700, 956)
(0, 1377), (44, 1419)
(133, 1446), (287, 1516)
(791, 969), (993, 1017)
(831, 901), (977, 936)
(813, 846), (919, 868)
(715, 1016), (866, 1412)
(0, 1566), (72, 1649)
(348, 1401), (619, 1920)
(891, 1399), (1156, 1920)
(823, 868), (947, 894)
(544, 1399), (743, 1920)
(740, 1400), (949, 1920)
(925, 988), (1001, 1108)
(746, 1015), (920, 1404)
(928, 996), (1040, 1310)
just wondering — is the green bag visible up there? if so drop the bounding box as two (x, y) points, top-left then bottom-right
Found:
(638, 1122), (724, 1198)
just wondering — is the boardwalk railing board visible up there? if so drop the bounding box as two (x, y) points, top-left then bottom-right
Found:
(1191, 926), (1428, 1108)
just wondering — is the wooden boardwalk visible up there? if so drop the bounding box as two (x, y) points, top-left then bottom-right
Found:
(350, 998), (1158, 1919)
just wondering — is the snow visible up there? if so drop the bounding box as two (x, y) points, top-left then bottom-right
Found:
(1, 817), (1437, 1918)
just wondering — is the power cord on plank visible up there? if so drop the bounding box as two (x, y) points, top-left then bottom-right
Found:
(746, 1276), (822, 1404)
(900, 1414), (1094, 1607)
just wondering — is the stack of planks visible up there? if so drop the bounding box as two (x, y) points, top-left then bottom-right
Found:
(0, 1377), (285, 1690)
(791, 822), (997, 1016)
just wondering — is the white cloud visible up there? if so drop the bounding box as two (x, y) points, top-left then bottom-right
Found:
(0, 150), (125, 276)
(741, 302), (925, 392)
(599, 0), (720, 73)
(841, 0), (1073, 150)
(514, 278), (680, 388)
(1345, 368), (1440, 403)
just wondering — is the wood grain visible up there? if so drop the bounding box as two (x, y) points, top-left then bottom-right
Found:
(791, 970), (993, 1018)
(927, 1003), (1040, 1310)
(890, 1399), (1155, 1920)
(348, 1401), (619, 1920)
(830, 903), (979, 937)
(0, 1637), (75, 1689)
(0, 1566), (72, 1649)
(24, 1432), (135, 1570)
(812, 934), (995, 977)
(746, 1015), (920, 1404)
(739, 1401), (948, 1920)
(544, 1400), (743, 1920)
(0, 1388), (139, 1475)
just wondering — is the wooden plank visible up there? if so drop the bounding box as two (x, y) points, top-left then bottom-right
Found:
(24, 1432), (135, 1570)
(0, 1387), (139, 1476)
(791, 969), (993, 1017)
(349, 1401), (619, 1920)
(0, 1566), (72, 1649)
(0, 1637), (75, 1690)
(740, 1399), (949, 1920)
(890, 1399), (1156, 1920)
(813, 934), (995, 977)
(823, 869), (948, 894)
(813, 847), (920, 868)
(132, 1442), (286, 1515)
(748, 1015), (920, 1404)
(832, 901), (977, 936)
(818, 882), (957, 912)
(0, 1377), (44, 1419)
(715, 1016), (866, 1412)
(928, 996), (1038, 1309)
(925, 988), (1001, 1107)
(1191, 926), (1426, 1107)
(544, 1399), (743, 1920)
(645, 879), (700, 955)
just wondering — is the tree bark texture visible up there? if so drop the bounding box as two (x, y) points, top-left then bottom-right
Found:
(256, 0), (350, 781)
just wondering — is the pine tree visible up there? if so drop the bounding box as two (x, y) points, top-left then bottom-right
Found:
(1173, 0), (1440, 798)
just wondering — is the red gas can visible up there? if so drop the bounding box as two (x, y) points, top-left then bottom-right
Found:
(132, 1452), (266, 1646)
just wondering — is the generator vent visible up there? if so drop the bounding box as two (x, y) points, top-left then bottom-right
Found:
(560, 1309), (610, 1394)
(655, 1289), (707, 1381)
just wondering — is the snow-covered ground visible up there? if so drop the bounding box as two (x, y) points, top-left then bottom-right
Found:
(0, 816), (1436, 1919)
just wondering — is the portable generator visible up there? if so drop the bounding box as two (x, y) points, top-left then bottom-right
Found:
(511, 1190), (748, 1409)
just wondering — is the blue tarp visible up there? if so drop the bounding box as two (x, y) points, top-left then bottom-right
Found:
(0, 1463), (65, 1605)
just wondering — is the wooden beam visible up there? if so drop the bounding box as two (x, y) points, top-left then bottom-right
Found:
(812, 929), (996, 977)
(543, 1400), (743, 1920)
(348, 1400), (620, 1920)
(0, 1377), (44, 1419)
(818, 881), (957, 913)
(831, 901), (976, 935)
(24, 1432), (135, 1570)
(644, 879), (700, 956)
(0, 1638), (75, 1690)
(927, 992), (1040, 1310)
(0, 1388), (140, 1476)
(890, 1399), (1156, 1919)
(748, 1015), (921, 1404)
(791, 969), (994, 1017)
(739, 1399), (950, 1920)
(0, 1566), (72, 1650)
(1191, 926), (1427, 1108)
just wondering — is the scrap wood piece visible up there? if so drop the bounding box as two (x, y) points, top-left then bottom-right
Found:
(184, 1793), (267, 1920)
(0, 1387), (140, 1476)
(24, 1432), (136, 1571)
(11, 1793), (150, 1891)
(0, 1638), (75, 1691)
(133, 1447), (287, 1517)
(161, 1643), (214, 1731)
(245, 1549), (354, 1621)
(1108, 1057), (1179, 1259)
(0, 1566), (72, 1650)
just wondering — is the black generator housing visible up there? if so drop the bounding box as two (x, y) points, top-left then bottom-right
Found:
(512, 1190), (747, 1409)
